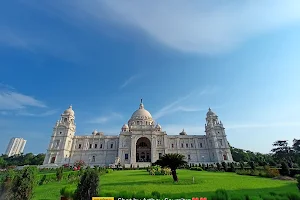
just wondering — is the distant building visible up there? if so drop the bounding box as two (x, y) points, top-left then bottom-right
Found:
(5, 137), (27, 157)
(43, 100), (233, 168)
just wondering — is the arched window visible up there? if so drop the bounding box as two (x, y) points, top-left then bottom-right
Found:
(92, 156), (95, 162)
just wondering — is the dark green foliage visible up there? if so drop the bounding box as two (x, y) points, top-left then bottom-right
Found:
(154, 153), (187, 182)
(216, 163), (221, 171)
(38, 175), (47, 185)
(151, 191), (161, 199)
(280, 162), (290, 176)
(202, 164), (206, 170)
(239, 162), (244, 170)
(0, 153), (45, 168)
(249, 161), (256, 170)
(73, 168), (99, 200)
(230, 163), (236, 172)
(222, 162), (228, 172)
(10, 166), (37, 200)
(211, 189), (229, 200)
(56, 167), (63, 181)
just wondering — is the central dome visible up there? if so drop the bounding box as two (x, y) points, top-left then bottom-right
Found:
(128, 99), (154, 126)
(131, 100), (153, 120)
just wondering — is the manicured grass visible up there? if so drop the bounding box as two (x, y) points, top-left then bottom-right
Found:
(33, 169), (298, 199)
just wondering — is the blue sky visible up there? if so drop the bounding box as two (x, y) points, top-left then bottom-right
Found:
(1, 1), (300, 154)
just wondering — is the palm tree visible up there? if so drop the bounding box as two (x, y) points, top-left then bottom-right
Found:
(154, 153), (187, 182)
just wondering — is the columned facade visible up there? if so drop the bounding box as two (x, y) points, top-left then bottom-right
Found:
(42, 100), (233, 168)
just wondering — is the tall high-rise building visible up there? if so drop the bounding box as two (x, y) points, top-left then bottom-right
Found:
(5, 137), (27, 157)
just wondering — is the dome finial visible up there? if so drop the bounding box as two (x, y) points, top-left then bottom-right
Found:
(139, 99), (144, 109)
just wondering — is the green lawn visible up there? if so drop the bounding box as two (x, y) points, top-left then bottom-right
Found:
(33, 169), (298, 200)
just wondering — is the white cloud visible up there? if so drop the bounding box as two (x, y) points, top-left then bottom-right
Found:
(99, 0), (300, 54)
(0, 84), (46, 110)
(88, 112), (123, 124)
(16, 109), (58, 117)
(120, 75), (140, 89)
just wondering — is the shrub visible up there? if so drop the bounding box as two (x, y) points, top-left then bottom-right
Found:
(74, 168), (99, 200)
(190, 167), (204, 171)
(56, 167), (64, 181)
(10, 166), (37, 200)
(280, 162), (290, 176)
(39, 175), (47, 185)
(230, 163), (236, 172)
(211, 189), (229, 200)
(239, 162), (244, 170)
(106, 169), (113, 173)
(290, 168), (300, 177)
(152, 191), (161, 199)
(222, 162), (228, 172)
(216, 163), (221, 171)
(265, 166), (280, 178)
(249, 161), (256, 170)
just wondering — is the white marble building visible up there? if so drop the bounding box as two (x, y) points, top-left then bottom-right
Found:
(43, 100), (233, 168)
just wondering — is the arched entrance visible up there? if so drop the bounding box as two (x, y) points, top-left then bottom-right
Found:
(136, 137), (151, 162)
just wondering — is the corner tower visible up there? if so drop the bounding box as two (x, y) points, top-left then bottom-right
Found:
(205, 108), (233, 163)
(43, 105), (76, 165)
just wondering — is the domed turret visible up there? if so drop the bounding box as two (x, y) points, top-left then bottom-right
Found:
(179, 129), (187, 135)
(63, 105), (74, 116)
(206, 108), (216, 117)
(155, 124), (162, 131)
(122, 124), (129, 132)
(92, 130), (97, 135)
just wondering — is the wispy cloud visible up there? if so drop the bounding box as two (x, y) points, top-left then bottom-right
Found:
(0, 84), (46, 110)
(100, 1), (300, 54)
(15, 109), (58, 117)
(120, 75), (140, 89)
(88, 112), (123, 124)
(153, 89), (212, 119)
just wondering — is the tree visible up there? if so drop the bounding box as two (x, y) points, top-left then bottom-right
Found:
(10, 166), (37, 200)
(293, 139), (300, 153)
(74, 168), (99, 200)
(0, 157), (7, 168)
(154, 153), (187, 182)
(271, 140), (294, 163)
(239, 161), (244, 170)
(280, 162), (290, 176)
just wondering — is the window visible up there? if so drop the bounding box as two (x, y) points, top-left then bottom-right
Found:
(89, 144), (92, 149)
(100, 144), (103, 149)
(218, 139), (223, 146)
(186, 143), (188, 148)
(191, 143), (193, 148)
(64, 118), (67, 122)
(55, 140), (60, 148)
(92, 156), (95, 162)
(188, 155), (191, 160)
(159, 153), (162, 158)
(200, 143), (203, 148)
(125, 154), (128, 160)
(111, 143), (113, 148)
(181, 143), (183, 148)
(78, 144), (82, 149)
(95, 144), (98, 148)
(60, 131), (62, 134)
(171, 144), (174, 148)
